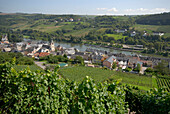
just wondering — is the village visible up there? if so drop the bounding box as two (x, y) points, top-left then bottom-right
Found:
(0, 34), (170, 74)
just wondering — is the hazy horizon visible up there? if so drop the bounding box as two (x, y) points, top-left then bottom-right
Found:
(0, 0), (170, 15)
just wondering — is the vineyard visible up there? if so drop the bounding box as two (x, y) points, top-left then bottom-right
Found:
(59, 66), (153, 91)
(0, 62), (170, 113)
(156, 77), (170, 92)
(13, 65), (42, 72)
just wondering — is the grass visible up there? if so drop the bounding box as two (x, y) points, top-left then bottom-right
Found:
(64, 28), (96, 37)
(23, 35), (30, 38)
(152, 76), (158, 88)
(96, 28), (108, 33)
(105, 34), (127, 40)
(12, 20), (74, 32)
(13, 65), (42, 72)
(164, 33), (170, 37)
(59, 66), (153, 90)
(58, 24), (75, 30)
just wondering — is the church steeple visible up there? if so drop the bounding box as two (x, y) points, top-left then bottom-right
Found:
(50, 39), (55, 52)
(1, 34), (9, 44)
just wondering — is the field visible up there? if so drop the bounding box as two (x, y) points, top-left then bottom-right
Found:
(13, 65), (42, 72)
(105, 34), (127, 40)
(132, 24), (170, 37)
(59, 66), (153, 90)
(64, 28), (96, 37)
(112, 16), (130, 21)
(11, 21), (95, 34)
(156, 77), (170, 92)
(12, 22), (62, 32)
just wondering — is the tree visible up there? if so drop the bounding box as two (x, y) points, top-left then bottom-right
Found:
(124, 67), (132, 72)
(74, 56), (84, 65)
(16, 57), (34, 65)
(154, 60), (170, 75)
(145, 67), (154, 73)
(133, 63), (141, 72)
(112, 62), (117, 69)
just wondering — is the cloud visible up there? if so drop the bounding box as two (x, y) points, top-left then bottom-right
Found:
(96, 7), (118, 12)
(124, 8), (170, 14)
(124, 8), (147, 12)
(96, 7), (170, 15)
(107, 8), (118, 12)
(137, 8), (147, 11)
(96, 8), (107, 10)
(124, 9), (134, 12)
(151, 8), (169, 12)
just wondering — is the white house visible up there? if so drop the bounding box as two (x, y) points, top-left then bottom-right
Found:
(115, 29), (127, 33)
(69, 18), (74, 22)
(143, 33), (148, 37)
(131, 31), (136, 37)
(153, 32), (164, 36)
(65, 47), (75, 55)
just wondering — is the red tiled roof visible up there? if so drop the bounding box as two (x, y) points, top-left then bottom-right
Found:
(34, 53), (39, 57)
(39, 52), (50, 57)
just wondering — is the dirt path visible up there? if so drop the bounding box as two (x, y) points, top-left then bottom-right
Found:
(34, 61), (46, 70)
(34, 61), (62, 78)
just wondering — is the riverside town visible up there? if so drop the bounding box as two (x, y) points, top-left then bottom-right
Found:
(0, 0), (170, 113)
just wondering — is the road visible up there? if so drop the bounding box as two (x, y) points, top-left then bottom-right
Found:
(34, 61), (46, 70)
(34, 61), (62, 78)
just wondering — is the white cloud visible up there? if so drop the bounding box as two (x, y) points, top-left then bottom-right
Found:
(97, 7), (170, 15)
(108, 8), (118, 12)
(151, 8), (169, 13)
(96, 7), (118, 12)
(137, 8), (147, 11)
(124, 9), (134, 12)
(124, 8), (170, 14)
(96, 8), (107, 10)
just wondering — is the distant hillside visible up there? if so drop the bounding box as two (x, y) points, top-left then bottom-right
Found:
(136, 12), (170, 25)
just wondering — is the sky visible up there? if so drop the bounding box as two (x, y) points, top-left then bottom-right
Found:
(0, 0), (170, 15)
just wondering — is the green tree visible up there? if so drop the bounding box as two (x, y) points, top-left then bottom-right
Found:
(112, 62), (117, 69)
(145, 67), (154, 73)
(154, 60), (170, 75)
(133, 63), (141, 72)
(74, 56), (84, 65)
(16, 57), (34, 65)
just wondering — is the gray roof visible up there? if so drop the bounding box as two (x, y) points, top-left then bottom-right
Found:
(105, 56), (116, 63)
(42, 45), (50, 49)
(116, 57), (129, 61)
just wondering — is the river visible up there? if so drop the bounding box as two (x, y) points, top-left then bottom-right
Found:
(23, 39), (137, 56)
(54, 41), (137, 56)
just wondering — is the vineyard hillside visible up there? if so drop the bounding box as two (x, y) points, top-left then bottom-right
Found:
(59, 66), (153, 91)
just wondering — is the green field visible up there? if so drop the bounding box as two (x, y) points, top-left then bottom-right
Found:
(11, 19), (76, 32)
(156, 77), (170, 92)
(59, 66), (153, 90)
(13, 65), (42, 72)
(105, 34), (127, 40)
(64, 28), (96, 37)
(112, 16), (130, 21)
(132, 24), (170, 37)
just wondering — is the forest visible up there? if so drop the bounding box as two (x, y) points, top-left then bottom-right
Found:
(136, 12), (170, 25)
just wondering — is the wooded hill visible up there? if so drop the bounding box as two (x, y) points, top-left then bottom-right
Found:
(136, 12), (170, 25)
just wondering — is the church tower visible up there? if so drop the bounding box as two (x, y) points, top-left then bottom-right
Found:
(1, 34), (9, 44)
(50, 39), (55, 52)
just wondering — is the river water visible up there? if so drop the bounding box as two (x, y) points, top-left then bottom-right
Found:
(23, 39), (136, 56)
(54, 42), (136, 56)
